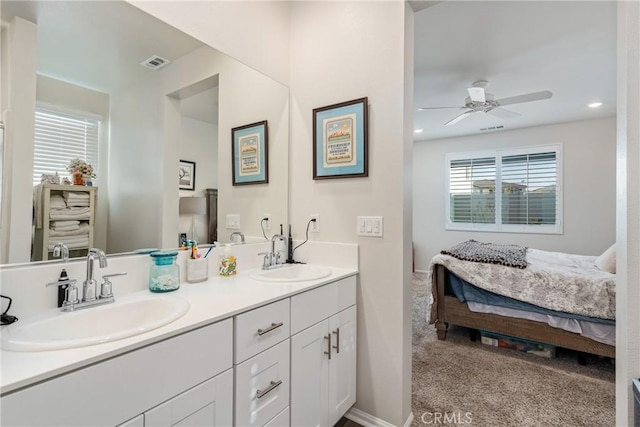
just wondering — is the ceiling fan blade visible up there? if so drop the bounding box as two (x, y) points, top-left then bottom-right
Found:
(496, 90), (553, 106)
(487, 107), (521, 120)
(467, 87), (485, 103)
(445, 110), (473, 126)
(418, 106), (466, 111)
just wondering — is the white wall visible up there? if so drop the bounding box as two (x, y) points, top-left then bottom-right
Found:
(36, 75), (110, 251)
(289, 2), (413, 425)
(616, 1), (640, 425)
(129, 0), (291, 86)
(178, 117), (217, 243)
(413, 117), (617, 271)
(1, 17), (37, 264)
(108, 74), (164, 253)
(159, 45), (289, 246)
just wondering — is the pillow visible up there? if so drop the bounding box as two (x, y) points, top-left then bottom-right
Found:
(595, 243), (616, 274)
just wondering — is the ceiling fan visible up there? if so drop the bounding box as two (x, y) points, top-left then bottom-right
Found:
(418, 80), (553, 126)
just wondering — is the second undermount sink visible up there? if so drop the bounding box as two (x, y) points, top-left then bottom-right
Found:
(249, 264), (332, 283)
(1, 294), (190, 352)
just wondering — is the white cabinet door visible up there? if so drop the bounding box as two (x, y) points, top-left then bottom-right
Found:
(144, 369), (233, 427)
(328, 306), (357, 426)
(291, 320), (330, 427)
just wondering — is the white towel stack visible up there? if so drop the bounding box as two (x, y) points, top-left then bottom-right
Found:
(63, 191), (90, 207)
(48, 220), (90, 249)
(49, 195), (66, 209)
(47, 235), (90, 250)
(50, 220), (80, 231)
(49, 206), (91, 221)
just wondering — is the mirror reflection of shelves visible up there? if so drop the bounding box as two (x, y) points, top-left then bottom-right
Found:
(32, 184), (97, 261)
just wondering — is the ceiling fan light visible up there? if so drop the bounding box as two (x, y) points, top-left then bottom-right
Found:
(588, 102), (603, 108)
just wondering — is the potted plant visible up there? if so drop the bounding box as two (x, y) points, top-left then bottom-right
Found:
(66, 158), (96, 185)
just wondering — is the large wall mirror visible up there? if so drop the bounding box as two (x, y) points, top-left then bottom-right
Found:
(0, 0), (289, 265)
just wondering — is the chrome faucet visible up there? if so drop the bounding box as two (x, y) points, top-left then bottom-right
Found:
(52, 243), (69, 262)
(259, 234), (286, 270)
(230, 231), (245, 244)
(84, 248), (108, 302)
(45, 248), (126, 312)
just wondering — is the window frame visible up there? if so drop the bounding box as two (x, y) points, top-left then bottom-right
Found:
(445, 144), (563, 234)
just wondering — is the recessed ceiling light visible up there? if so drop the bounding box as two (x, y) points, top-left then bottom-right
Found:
(588, 102), (603, 108)
(414, 129), (423, 134)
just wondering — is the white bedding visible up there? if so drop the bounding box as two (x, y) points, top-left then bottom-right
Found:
(429, 248), (616, 320)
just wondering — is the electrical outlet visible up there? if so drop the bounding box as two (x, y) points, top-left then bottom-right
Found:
(310, 214), (320, 233)
(263, 214), (272, 231)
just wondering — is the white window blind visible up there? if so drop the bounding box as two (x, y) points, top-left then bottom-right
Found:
(449, 157), (496, 224)
(501, 151), (557, 226)
(33, 107), (100, 185)
(446, 144), (562, 234)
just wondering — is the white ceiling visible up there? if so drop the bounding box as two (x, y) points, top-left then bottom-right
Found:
(1, 0), (218, 123)
(413, 1), (617, 141)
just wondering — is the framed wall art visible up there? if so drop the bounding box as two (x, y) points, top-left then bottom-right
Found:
(232, 120), (268, 185)
(313, 97), (368, 179)
(179, 160), (196, 191)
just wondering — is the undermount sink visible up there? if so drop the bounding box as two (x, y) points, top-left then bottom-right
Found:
(249, 264), (332, 283)
(1, 294), (190, 352)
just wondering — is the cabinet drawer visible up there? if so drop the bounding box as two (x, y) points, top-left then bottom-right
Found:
(235, 298), (290, 363)
(291, 276), (356, 334)
(235, 339), (290, 427)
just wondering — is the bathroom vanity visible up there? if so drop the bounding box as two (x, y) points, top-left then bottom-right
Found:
(0, 260), (357, 427)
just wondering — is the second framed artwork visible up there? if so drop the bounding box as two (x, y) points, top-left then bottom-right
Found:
(313, 97), (368, 179)
(232, 120), (269, 185)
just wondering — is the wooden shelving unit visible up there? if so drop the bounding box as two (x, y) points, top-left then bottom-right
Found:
(32, 184), (97, 261)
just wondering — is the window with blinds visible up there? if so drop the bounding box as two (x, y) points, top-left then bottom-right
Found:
(33, 107), (100, 186)
(446, 144), (562, 234)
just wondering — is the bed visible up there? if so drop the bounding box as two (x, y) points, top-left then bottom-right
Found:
(428, 241), (616, 359)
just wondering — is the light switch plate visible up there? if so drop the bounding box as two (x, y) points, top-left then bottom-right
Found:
(356, 216), (383, 237)
(226, 214), (241, 230)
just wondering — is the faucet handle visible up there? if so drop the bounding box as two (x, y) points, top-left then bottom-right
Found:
(100, 273), (127, 299)
(257, 252), (272, 269)
(46, 278), (77, 288)
(46, 279), (79, 306)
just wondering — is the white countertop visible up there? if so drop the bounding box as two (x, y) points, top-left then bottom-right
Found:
(0, 265), (357, 396)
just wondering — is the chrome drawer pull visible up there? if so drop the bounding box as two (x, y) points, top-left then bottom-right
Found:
(324, 334), (331, 360)
(257, 322), (284, 336)
(256, 380), (282, 399)
(332, 328), (340, 354)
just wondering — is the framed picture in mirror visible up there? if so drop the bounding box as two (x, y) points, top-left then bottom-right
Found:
(232, 120), (269, 185)
(313, 97), (368, 179)
(179, 160), (196, 191)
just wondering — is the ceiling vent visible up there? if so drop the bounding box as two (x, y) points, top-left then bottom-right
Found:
(140, 55), (170, 70)
(480, 125), (505, 132)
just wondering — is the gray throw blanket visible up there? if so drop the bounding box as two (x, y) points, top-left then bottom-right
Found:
(441, 240), (528, 269)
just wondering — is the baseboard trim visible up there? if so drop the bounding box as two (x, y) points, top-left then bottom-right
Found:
(414, 269), (428, 273)
(345, 408), (415, 427)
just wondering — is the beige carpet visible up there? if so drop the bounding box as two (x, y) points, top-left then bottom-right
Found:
(411, 272), (615, 427)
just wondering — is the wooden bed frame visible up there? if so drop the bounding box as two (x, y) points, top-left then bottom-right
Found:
(433, 264), (616, 358)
